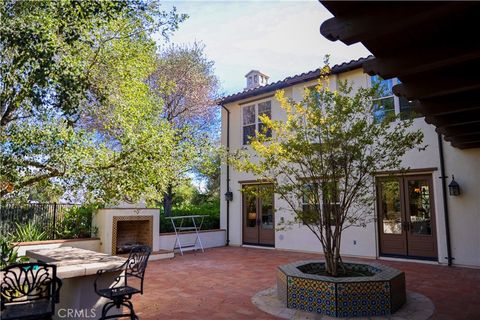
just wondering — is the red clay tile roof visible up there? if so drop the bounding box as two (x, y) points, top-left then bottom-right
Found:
(218, 56), (373, 105)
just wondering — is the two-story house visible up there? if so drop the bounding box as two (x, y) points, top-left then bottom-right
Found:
(218, 57), (480, 268)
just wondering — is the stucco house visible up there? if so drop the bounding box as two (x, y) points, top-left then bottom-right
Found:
(218, 57), (480, 268)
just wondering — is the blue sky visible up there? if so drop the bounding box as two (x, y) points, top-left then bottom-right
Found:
(157, 0), (371, 96)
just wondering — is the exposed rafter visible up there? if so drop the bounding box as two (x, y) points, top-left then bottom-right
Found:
(320, 1), (480, 149)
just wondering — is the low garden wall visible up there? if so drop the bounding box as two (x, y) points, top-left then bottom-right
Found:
(159, 229), (225, 251)
(14, 238), (101, 256)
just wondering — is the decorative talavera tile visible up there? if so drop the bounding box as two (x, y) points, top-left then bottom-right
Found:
(277, 260), (406, 318)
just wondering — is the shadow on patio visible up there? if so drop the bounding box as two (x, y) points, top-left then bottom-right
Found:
(133, 247), (480, 320)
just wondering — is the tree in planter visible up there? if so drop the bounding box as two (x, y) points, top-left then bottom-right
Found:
(231, 65), (424, 276)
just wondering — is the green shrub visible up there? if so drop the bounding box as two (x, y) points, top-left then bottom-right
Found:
(0, 237), (28, 268)
(56, 205), (97, 239)
(160, 198), (220, 233)
(9, 221), (48, 242)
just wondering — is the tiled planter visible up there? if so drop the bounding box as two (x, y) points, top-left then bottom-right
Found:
(277, 260), (406, 318)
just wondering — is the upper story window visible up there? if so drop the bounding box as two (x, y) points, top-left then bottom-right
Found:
(242, 100), (272, 145)
(371, 76), (420, 122)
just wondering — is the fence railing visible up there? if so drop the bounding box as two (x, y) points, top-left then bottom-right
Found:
(0, 203), (78, 240)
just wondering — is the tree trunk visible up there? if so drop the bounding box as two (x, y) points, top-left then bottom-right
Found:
(163, 184), (173, 217)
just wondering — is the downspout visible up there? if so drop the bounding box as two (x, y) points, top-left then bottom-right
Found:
(437, 133), (453, 266)
(221, 105), (231, 246)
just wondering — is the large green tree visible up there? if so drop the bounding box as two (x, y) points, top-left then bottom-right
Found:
(232, 66), (424, 276)
(0, 0), (187, 203)
(148, 42), (219, 214)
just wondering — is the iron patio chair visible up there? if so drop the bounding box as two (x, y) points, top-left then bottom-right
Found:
(1, 262), (62, 320)
(94, 245), (151, 320)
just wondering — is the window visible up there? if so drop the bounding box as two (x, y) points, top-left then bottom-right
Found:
(242, 101), (272, 145)
(371, 76), (421, 122)
(371, 75), (395, 122)
(301, 181), (340, 225)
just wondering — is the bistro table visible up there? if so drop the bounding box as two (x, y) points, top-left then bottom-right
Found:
(26, 246), (126, 320)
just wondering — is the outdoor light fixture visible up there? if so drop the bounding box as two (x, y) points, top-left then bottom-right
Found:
(448, 175), (460, 196)
(224, 191), (233, 201)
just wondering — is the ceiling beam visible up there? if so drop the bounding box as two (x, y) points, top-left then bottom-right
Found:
(451, 140), (480, 149)
(320, 3), (469, 45)
(444, 133), (480, 144)
(414, 90), (480, 116)
(363, 48), (480, 79)
(393, 72), (480, 100)
(425, 109), (480, 128)
(436, 122), (480, 137)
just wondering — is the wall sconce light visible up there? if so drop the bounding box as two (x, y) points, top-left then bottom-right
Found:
(224, 191), (233, 202)
(448, 175), (460, 196)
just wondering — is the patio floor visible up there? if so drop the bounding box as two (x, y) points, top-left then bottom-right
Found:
(133, 246), (480, 320)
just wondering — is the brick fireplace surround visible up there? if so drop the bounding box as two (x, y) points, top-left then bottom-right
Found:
(112, 216), (153, 255)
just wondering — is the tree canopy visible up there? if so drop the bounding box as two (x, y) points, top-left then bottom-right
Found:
(0, 0), (188, 204)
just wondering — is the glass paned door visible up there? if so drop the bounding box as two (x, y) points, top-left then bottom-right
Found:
(404, 176), (437, 258)
(377, 175), (437, 259)
(242, 184), (275, 246)
(377, 179), (407, 256)
(243, 186), (258, 244)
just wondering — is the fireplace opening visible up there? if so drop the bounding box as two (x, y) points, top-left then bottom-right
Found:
(112, 217), (153, 255)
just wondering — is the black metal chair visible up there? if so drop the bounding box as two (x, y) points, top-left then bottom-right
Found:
(1, 262), (62, 320)
(94, 245), (151, 320)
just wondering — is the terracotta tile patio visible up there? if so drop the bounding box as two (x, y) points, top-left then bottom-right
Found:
(133, 247), (480, 320)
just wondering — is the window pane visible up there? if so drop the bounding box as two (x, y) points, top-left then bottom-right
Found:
(243, 124), (256, 145)
(258, 101), (271, 119)
(399, 97), (421, 120)
(373, 97), (395, 123)
(243, 105), (255, 125)
(371, 75), (393, 97)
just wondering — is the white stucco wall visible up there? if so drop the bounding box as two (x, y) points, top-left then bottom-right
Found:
(221, 67), (480, 268)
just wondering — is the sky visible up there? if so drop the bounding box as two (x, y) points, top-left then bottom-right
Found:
(156, 0), (372, 96)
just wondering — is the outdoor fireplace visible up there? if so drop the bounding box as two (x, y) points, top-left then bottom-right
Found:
(112, 216), (153, 255)
(93, 207), (160, 256)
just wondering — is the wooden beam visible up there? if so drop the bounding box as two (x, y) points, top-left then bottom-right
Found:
(436, 122), (480, 137)
(393, 71), (480, 100)
(451, 140), (480, 149)
(320, 3), (470, 45)
(414, 90), (480, 116)
(363, 48), (480, 79)
(444, 133), (480, 144)
(425, 109), (480, 128)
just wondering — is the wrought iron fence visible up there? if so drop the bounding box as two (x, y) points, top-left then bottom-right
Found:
(0, 203), (77, 240)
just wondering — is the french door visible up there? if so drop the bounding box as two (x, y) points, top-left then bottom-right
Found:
(377, 175), (437, 259)
(242, 184), (275, 246)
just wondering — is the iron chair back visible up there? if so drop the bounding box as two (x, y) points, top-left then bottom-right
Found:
(1, 262), (62, 320)
(124, 245), (151, 293)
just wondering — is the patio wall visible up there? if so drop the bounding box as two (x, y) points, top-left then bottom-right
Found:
(220, 67), (480, 268)
(158, 229), (226, 251)
(14, 238), (101, 256)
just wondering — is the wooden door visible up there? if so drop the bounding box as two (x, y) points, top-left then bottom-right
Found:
(377, 178), (407, 256)
(404, 176), (437, 258)
(242, 184), (275, 246)
(377, 175), (438, 260)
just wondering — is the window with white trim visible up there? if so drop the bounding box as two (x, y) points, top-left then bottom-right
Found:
(242, 100), (272, 145)
(371, 76), (420, 122)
